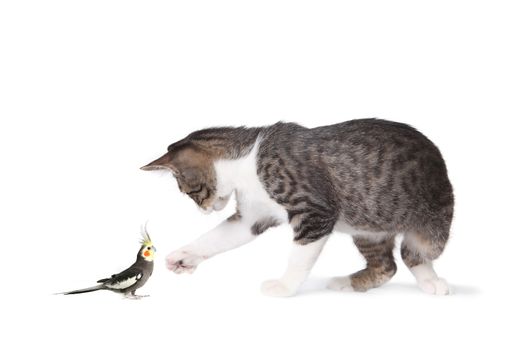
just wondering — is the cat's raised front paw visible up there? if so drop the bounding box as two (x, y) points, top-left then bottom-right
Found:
(166, 249), (206, 274)
(260, 279), (296, 297)
(417, 278), (450, 295)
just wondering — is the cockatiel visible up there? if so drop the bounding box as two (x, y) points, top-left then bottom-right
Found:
(60, 228), (155, 299)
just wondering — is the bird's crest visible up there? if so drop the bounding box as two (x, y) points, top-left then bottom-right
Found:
(140, 222), (153, 247)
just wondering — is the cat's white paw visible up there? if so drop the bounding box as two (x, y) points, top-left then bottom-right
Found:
(327, 276), (354, 292)
(418, 278), (450, 295)
(260, 279), (296, 297)
(166, 249), (206, 274)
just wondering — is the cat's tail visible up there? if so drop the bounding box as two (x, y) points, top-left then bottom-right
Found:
(57, 285), (105, 295)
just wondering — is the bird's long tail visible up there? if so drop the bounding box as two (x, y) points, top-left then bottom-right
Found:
(60, 285), (105, 295)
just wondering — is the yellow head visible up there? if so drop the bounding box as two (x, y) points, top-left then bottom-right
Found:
(139, 226), (156, 262)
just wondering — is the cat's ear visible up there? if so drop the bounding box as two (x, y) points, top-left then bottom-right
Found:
(141, 152), (180, 175)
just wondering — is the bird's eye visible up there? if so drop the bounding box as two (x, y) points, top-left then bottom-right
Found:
(147, 247), (151, 250)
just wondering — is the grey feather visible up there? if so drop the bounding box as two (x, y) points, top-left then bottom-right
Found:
(61, 285), (105, 295)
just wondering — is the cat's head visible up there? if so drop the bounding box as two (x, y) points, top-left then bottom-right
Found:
(141, 142), (219, 213)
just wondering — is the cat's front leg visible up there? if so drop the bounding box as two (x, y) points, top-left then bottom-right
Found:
(261, 209), (335, 297)
(166, 249), (207, 274)
(261, 236), (329, 297)
(166, 218), (254, 274)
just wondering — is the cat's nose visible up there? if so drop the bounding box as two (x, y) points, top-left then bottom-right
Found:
(213, 198), (229, 211)
(198, 206), (213, 215)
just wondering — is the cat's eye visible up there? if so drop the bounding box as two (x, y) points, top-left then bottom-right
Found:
(186, 185), (203, 195)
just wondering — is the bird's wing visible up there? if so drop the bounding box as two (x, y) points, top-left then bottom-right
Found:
(100, 267), (143, 290)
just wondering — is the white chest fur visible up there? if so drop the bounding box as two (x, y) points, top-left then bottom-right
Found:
(213, 140), (288, 223)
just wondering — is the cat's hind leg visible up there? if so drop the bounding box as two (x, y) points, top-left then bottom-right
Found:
(328, 235), (397, 292)
(401, 230), (450, 295)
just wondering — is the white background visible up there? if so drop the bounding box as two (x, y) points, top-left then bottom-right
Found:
(1, 1), (524, 349)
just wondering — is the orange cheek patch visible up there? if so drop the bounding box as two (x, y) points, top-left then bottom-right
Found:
(144, 251), (151, 257)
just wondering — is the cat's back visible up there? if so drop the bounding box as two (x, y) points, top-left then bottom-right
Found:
(309, 118), (434, 147)
(260, 118), (439, 155)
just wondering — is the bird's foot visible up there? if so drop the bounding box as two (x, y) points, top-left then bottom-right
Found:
(124, 294), (150, 300)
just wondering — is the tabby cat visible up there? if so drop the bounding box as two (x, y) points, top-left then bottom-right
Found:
(142, 119), (454, 296)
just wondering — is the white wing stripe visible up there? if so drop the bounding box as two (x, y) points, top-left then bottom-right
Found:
(108, 276), (139, 289)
